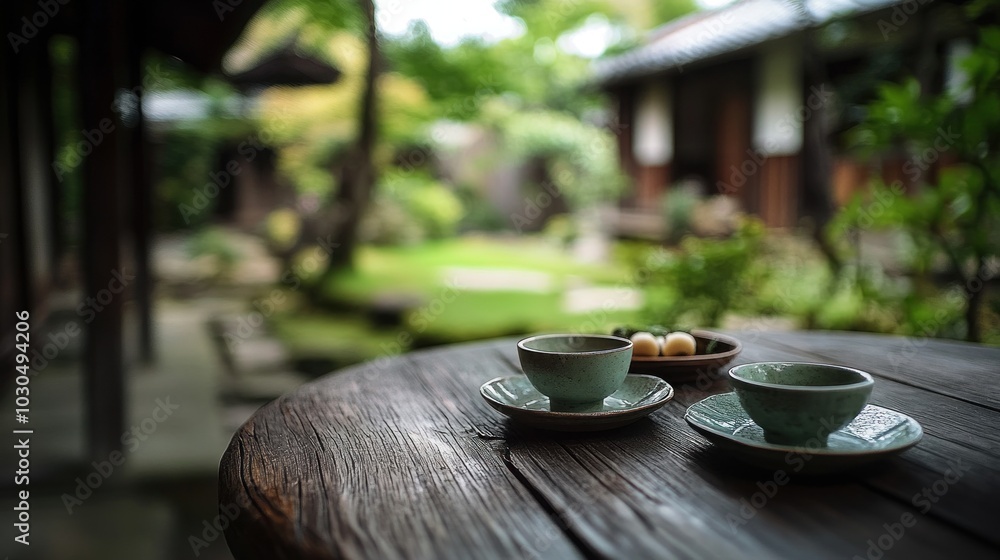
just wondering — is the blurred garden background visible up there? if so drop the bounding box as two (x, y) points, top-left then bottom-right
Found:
(90, 0), (999, 383)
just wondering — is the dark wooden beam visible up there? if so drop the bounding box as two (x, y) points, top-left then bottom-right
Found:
(78, 0), (126, 460)
(11, 35), (57, 317)
(0, 2), (27, 396)
(38, 37), (64, 286)
(128, 0), (154, 363)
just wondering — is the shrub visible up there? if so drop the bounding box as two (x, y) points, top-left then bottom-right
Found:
(361, 170), (465, 244)
(185, 227), (243, 279)
(659, 184), (701, 243)
(637, 218), (766, 327)
(264, 208), (302, 252)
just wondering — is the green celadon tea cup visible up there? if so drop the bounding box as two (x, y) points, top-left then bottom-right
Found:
(728, 362), (874, 445)
(517, 334), (633, 411)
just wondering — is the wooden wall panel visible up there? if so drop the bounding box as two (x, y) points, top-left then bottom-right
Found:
(635, 163), (670, 210)
(715, 91), (753, 208)
(758, 155), (798, 228)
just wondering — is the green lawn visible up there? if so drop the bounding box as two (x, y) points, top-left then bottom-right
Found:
(323, 236), (627, 303)
(270, 236), (641, 367)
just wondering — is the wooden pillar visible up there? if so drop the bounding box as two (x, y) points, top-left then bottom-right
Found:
(616, 88), (636, 181)
(715, 91), (753, 209)
(17, 42), (58, 312)
(79, 0), (126, 460)
(0, 3), (29, 386)
(38, 40), (63, 284)
(128, 1), (154, 363)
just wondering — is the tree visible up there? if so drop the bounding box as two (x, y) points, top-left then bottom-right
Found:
(833, 8), (1000, 342)
(251, 0), (382, 275)
(322, 0), (379, 272)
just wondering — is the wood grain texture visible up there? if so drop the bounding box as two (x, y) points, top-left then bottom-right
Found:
(220, 333), (1000, 559)
(220, 344), (584, 560)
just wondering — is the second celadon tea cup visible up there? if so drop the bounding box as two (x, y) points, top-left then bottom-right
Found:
(728, 362), (874, 445)
(517, 334), (633, 412)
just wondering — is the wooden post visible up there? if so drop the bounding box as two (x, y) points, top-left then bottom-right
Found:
(3, 34), (33, 313)
(0, 3), (28, 387)
(128, 0), (154, 363)
(38, 38), (63, 285)
(78, 0), (126, 459)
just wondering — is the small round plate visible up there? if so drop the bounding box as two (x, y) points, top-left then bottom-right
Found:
(629, 330), (742, 383)
(480, 374), (674, 432)
(684, 393), (923, 474)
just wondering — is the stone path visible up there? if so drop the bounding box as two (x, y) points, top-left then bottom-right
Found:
(442, 267), (554, 292)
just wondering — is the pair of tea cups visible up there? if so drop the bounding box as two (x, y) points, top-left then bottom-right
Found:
(517, 334), (873, 444)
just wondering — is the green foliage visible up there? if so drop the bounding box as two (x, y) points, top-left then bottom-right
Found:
(384, 0), (697, 120)
(455, 184), (507, 232)
(154, 129), (222, 229)
(265, 209), (302, 251)
(660, 186), (701, 244)
(260, 0), (362, 33)
(383, 23), (510, 120)
(488, 104), (628, 208)
(542, 214), (576, 245)
(361, 171), (464, 244)
(154, 111), (257, 229)
(636, 219), (767, 327)
(832, 17), (1000, 340)
(648, 0), (698, 27)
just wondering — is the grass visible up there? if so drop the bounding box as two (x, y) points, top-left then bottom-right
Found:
(268, 236), (641, 367)
(269, 314), (401, 359)
(323, 235), (627, 303)
(413, 291), (638, 344)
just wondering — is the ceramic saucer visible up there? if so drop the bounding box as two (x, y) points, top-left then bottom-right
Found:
(480, 374), (674, 432)
(684, 393), (923, 474)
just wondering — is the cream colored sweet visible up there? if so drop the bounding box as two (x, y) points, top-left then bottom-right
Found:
(662, 332), (696, 356)
(630, 332), (660, 356)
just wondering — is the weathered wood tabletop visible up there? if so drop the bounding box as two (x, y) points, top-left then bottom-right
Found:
(219, 331), (1000, 560)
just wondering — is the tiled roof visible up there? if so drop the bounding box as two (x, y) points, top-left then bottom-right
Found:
(593, 0), (901, 85)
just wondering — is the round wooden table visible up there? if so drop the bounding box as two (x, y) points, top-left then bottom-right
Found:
(219, 331), (1000, 559)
